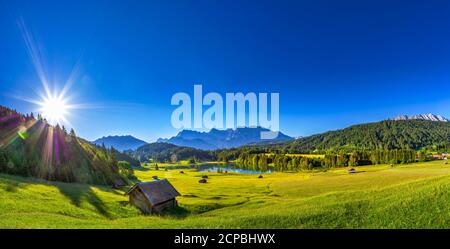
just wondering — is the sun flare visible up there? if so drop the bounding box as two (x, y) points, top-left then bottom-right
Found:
(38, 94), (69, 125)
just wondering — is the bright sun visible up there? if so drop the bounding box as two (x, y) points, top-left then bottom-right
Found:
(39, 95), (69, 125)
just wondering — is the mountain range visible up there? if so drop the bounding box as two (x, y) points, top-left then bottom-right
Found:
(93, 135), (147, 151)
(390, 113), (449, 122)
(94, 114), (450, 152)
(157, 127), (293, 150)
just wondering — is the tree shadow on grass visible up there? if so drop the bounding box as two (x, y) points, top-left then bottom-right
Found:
(0, 173), (115, 219)
(349, 171), (366, 174)
(117, 201), (190, 218)
(55, 183), (112, 219)
(118, 200), (129, 206)
(160, 205), (190, 218)
(133, 165), (151, 171)
(0, 174), (29, 193)
(4, 180), (20, 192)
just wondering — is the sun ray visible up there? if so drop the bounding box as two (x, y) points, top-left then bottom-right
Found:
(17, 17), (52, 99)
(13, 17), (97, 130)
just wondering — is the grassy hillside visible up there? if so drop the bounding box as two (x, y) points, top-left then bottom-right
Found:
(1, 160), (450, 228)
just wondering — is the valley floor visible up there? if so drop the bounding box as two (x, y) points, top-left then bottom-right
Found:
(1, 161), (450, 228)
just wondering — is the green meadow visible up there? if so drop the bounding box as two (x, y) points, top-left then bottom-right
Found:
(1, 160), (450, 228)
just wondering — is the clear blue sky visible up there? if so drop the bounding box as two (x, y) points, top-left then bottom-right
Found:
(2, 0), (450, 142)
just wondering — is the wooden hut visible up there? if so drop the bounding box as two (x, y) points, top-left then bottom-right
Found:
(125, 179), (180, 214)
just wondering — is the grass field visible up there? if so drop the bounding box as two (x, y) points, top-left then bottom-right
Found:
(1, 160), (450, 228)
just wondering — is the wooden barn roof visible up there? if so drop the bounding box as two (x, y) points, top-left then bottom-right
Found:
(125, 179), (180, 206)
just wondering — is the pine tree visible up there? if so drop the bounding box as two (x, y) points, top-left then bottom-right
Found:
(70, 128), (76, 138)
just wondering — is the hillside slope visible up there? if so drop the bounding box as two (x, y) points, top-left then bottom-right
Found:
(0, 106), (136, 185)
(273, 120), (450, 152)
(131, 142), (215, 162)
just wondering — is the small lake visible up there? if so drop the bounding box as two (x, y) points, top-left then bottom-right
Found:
(163, 163), (273, 174)
(197, 164), (272, 174)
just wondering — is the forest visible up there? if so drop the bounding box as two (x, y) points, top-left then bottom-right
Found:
(232, 149), (417, 172)
(264, 120), (450, 153)
(0, 106), (137, 185)
(129, 142), (216, 163)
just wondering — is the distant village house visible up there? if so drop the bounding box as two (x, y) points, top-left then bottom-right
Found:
(431, 153), (450, 160)
(125, 179), (181, 214)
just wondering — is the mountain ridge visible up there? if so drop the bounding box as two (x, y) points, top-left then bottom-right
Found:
(157, 127), (293, 150)
(390, 113), (449, 122)
(93, 135), (147, 152)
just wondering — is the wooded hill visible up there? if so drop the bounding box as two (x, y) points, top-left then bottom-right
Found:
(264, 120), (450, 153)
(212, 119), (450, 171)
(0, 106), (138, 185)
(130, 142), (216, 163)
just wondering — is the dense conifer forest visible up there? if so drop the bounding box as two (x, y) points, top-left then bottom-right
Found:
(0, 106), (137, 185)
